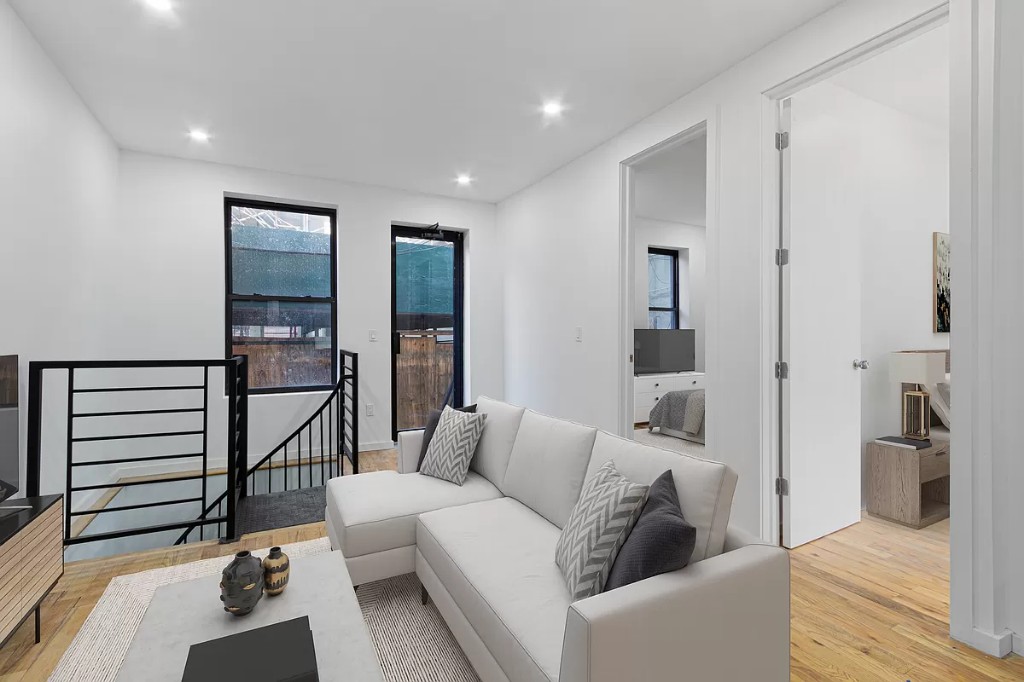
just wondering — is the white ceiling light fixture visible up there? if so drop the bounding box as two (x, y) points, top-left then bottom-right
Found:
(144, 0), (174, 13)
(188, 129), (210, 143)
(541, 100), (565, 118)
(455, 174), (473, 187)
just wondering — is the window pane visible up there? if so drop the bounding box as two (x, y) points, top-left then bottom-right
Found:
(648, 252), (675, 308)
(230, 205), (332, 297)
(394, 238), (454, 330)
(231, 300), (332, 390)
(649, 310), (678, 329)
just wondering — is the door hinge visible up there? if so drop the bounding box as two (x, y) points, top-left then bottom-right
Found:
(776, 477), (789, 496)
(775, 361), (789, 379)
(775, 131), (789, 150)
(775, 248), (789, 266)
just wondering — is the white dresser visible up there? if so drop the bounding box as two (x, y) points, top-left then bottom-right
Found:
(634, 372), (705, 424)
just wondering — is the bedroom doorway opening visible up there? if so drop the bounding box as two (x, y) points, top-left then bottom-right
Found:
(769, 11), (950, 549)
(623, 125), (710, 457)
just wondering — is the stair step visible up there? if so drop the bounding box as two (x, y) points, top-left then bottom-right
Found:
(236, 487), (327, 536)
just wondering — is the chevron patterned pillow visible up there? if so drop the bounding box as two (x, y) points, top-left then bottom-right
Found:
(555, 461), (649, 601)
(419, 406), (487, 485)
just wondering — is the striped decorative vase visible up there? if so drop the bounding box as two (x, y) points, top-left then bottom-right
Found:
(263, 546), (290, 596)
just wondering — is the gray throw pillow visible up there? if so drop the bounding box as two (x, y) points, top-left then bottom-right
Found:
(417, 404), (477, 471)
(419, 406), (487, 485)
(604, 470), (695, 591)
(555, 461), (649, 600)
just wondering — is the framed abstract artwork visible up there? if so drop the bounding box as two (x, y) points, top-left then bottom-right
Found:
(933, 232), (950, 333)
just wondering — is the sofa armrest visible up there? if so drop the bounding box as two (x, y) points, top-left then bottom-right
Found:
(396, 430), (425, 473)
(559, 543), (790, 682)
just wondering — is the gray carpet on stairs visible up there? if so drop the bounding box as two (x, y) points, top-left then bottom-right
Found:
(236, 485), (326, 535)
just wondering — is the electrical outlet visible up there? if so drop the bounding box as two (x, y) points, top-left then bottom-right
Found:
(369, 330), (378, 342)
(365, 403), (375, 417)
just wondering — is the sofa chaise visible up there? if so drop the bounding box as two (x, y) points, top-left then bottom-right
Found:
(325, 397), (790, 681)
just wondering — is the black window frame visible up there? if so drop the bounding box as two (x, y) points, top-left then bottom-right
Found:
(224, 197), (338, 395)
(647, 247), (680, 329)
(390, 224), (465, 440)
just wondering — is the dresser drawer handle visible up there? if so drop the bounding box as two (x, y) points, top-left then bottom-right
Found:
(654, 383), (659, 388)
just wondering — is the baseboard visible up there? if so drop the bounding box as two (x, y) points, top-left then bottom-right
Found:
(1013, 631), (1024, 656)
(952, 624), (1014, 658)
(361, 440), (395, 452)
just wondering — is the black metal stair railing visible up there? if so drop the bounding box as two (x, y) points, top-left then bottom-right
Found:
(172, 350), (359, 545)
(25, 356), (249, 546)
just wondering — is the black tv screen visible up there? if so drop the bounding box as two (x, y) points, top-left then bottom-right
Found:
(0, 356), (18, 503)
(634, 329), (695, 375)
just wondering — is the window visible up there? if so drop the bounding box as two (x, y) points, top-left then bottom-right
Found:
(648, 248), (679, 329)
(225, 198), (337, 393)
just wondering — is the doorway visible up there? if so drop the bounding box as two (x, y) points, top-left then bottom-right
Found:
(391, 224), (465, 440)
(620, 123), (712, 454)
(768, 10), (950, 548)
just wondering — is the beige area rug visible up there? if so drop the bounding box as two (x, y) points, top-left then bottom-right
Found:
(634, 428), (707, 457)
(50, 538), (478, 682)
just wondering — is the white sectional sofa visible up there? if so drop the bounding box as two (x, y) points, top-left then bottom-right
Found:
(325, 397), (790, 681)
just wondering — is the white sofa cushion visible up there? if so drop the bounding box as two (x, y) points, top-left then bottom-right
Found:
(325, 471), (502, 557)
(501, 410), (598, 528)
(471, 396), (526, 487)
(586, 432), (737, 562)
(417, 498), (570, 682)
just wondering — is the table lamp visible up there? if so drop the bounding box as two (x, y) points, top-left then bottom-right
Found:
(889, 351), (946, 440)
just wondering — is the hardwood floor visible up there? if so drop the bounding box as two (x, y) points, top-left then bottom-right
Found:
(790, 514), (1024, 681)
(3, 458), (1024, 680)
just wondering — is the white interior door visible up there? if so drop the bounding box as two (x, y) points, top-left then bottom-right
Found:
(781, 86), (865, 548)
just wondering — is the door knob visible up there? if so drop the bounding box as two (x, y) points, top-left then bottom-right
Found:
(852, 359), (870, 370)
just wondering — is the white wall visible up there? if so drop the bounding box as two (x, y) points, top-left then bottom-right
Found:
(790, 80), (949, 506)
(109, 152), (502, 457)
(0, 0), (120, 496)
(633, 136), (708, 226)
(497, 0), (943, 536)
(633, 219), (706, 372)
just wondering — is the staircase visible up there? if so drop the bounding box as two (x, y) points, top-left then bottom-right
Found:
(26, 351), (359, 558)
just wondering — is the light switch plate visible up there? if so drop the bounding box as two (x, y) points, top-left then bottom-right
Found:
(365, 403), (375, 416)
(575, 326), (583, 343)
(369, 330), (378, 342)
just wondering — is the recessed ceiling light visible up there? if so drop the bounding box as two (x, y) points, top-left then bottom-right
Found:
(455, 174), (473, 186)
(144, 0), (174, 12)
(188, 129), (210, 143)
(542, 100), (565, 118)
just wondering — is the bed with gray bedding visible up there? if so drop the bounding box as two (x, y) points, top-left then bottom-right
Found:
(647, 388), (705, 444)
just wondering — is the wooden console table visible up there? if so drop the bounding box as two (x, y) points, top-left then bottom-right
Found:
(0, 495), (63, 648)
(867, 441), (949, 528)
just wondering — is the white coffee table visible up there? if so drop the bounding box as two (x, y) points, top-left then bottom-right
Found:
(116, 551), (383, 681)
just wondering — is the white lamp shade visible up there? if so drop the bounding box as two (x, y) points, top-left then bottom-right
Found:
(889, 351), (946, 385)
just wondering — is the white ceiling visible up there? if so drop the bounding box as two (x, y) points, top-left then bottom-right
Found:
(634, 134), (707, 226)
(10, 0), (845, 202)
(830, 23), (949, 130)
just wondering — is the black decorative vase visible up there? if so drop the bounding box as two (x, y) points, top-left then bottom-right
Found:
(220, 550), (265, 616)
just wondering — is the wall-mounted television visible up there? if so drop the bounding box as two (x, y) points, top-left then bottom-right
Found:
(634, 329), (695, 375)
(0, 356), (18, 503)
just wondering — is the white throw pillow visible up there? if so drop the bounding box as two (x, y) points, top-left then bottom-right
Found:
(419, 406), (487, 486)
(555, 461), (649, 600)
